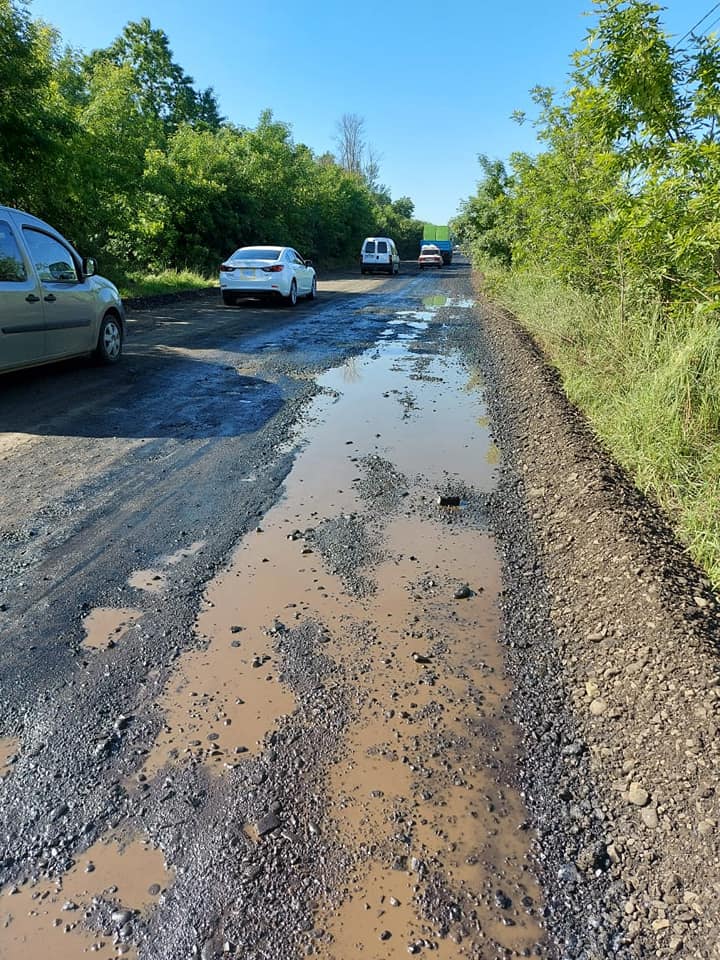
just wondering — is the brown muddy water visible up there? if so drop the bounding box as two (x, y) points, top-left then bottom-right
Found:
(2, 298), (546, 956)
(141, 300), (546, 955)
(0, 836), (169, 959)
(82, 608), (143, 650)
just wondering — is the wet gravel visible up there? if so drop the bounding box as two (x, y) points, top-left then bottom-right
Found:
(2, 261), (718, 958)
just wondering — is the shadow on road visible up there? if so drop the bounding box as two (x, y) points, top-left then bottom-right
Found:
(0, 350), (284, 441)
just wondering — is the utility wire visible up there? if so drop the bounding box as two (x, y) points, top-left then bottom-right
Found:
(701, 12), (720, 35)
(672, 2), (720, 49)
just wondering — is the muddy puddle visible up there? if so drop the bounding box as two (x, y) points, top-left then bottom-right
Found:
(137, 297), (545, 955)
(0, 836), (169, 959)
(82, 608), (142, 650)
(0, 738), (19, 777)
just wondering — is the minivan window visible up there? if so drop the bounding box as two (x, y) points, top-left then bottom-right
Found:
(0, 221), (27, 282)
(23, 229), (78, 282)
(377, 241), (388, 253)
(365, 241), (376, 254)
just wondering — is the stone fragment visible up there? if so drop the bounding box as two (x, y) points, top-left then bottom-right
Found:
(256, 812), (280, 836)
(641, 807), (658, 830)
(627, 783), (649, 807)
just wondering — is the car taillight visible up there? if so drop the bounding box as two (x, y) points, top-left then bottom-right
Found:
(220, 264), (234, 272)
(261, 264), (284, 273)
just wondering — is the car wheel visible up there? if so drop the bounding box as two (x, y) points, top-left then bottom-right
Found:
(95, 312), (122, 364)
(307, 276), (317, 300)
(284, 279), (298, 307)
(222, 292), (236, 306)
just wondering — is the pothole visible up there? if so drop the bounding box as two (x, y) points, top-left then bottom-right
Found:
(131, 298), (543, 955)
(82, 608), (142, 650)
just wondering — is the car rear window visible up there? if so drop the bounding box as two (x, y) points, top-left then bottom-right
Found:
(0, 221), (27, 282)
(232, 247), (282, 260)
(377, 241), (388, 253)
(364, 241), (376, 254)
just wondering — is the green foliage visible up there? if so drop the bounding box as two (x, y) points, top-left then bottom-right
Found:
(459, 0), (720, 584)
(0, 0), (76, 209)
(0, 2), (418, 278)
(85, 18), (221, 133)
(461, 1), (720, 308)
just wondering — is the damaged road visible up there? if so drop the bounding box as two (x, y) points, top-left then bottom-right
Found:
(0, 262), (718, 960)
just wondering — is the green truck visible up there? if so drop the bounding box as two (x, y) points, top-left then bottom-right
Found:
(421, 224), (453, 265)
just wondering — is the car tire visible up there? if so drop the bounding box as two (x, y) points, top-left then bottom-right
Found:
(94, 312), (123, 364)
(284, 280), (298, 307)
(222, 292), (237, 306)
(307, 276), (317, 300)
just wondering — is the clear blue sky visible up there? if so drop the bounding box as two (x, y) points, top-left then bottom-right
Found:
(30, 0), (718, 224)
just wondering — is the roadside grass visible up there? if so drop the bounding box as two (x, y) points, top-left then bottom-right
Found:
(476, 259), (720, 588)
(116, 268), (216, 299)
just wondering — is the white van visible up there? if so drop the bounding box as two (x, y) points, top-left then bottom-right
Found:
(360, 237), (400, 276)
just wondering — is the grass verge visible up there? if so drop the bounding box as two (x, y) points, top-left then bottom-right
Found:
(476, 259), (720, 588)
(116, 268), (216, 299)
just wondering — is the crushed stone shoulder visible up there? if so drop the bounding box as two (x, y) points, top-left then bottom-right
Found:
(446, 281), (720, 958)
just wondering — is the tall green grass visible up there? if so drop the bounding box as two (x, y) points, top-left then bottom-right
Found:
(116, 268), (216, 299)
(478, 260), (720, 587)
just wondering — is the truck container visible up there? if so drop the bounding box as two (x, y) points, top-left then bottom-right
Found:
(421, 224), (452, 265)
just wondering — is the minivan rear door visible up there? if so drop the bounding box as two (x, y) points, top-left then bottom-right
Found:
(0, 217), (46, 372)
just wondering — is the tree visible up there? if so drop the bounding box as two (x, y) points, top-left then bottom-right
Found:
(85, 18), (221, 134)
(335, 112), (366, 174)
(0, 0), (76, 208)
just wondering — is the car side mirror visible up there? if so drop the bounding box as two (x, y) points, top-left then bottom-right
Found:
(83, 257), (97, 277)
(305, 259), (313, 267)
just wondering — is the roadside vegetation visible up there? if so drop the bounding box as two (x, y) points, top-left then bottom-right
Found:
(453, 0), (720, 586)
(0, 2), (422, 288)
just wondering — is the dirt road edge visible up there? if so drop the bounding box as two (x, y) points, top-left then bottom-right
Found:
(452, 282), (720, 959)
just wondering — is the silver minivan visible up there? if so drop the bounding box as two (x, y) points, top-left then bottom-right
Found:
(360, 237), (400, 275)
(0, 206), (126, 375)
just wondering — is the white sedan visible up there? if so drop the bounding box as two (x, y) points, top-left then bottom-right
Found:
(220, 245), (317, 307)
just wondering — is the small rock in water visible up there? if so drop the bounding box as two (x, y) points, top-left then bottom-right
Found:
(495, 890), (512, 909)
(111, 909), (133, 925)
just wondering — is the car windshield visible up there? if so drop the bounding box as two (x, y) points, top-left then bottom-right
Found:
(230, 247), (282, 260)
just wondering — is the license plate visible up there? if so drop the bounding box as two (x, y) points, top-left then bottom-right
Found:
(243, 269), (255, 278)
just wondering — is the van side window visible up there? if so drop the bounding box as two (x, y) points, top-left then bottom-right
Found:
(365, 241), (375, 254)
(377, 241), (388, 253)
(22, 228), (78, 283)
(0, 221), (27, 282)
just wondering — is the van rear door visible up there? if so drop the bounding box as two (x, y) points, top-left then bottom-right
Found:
(0, 217), (46, 372)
